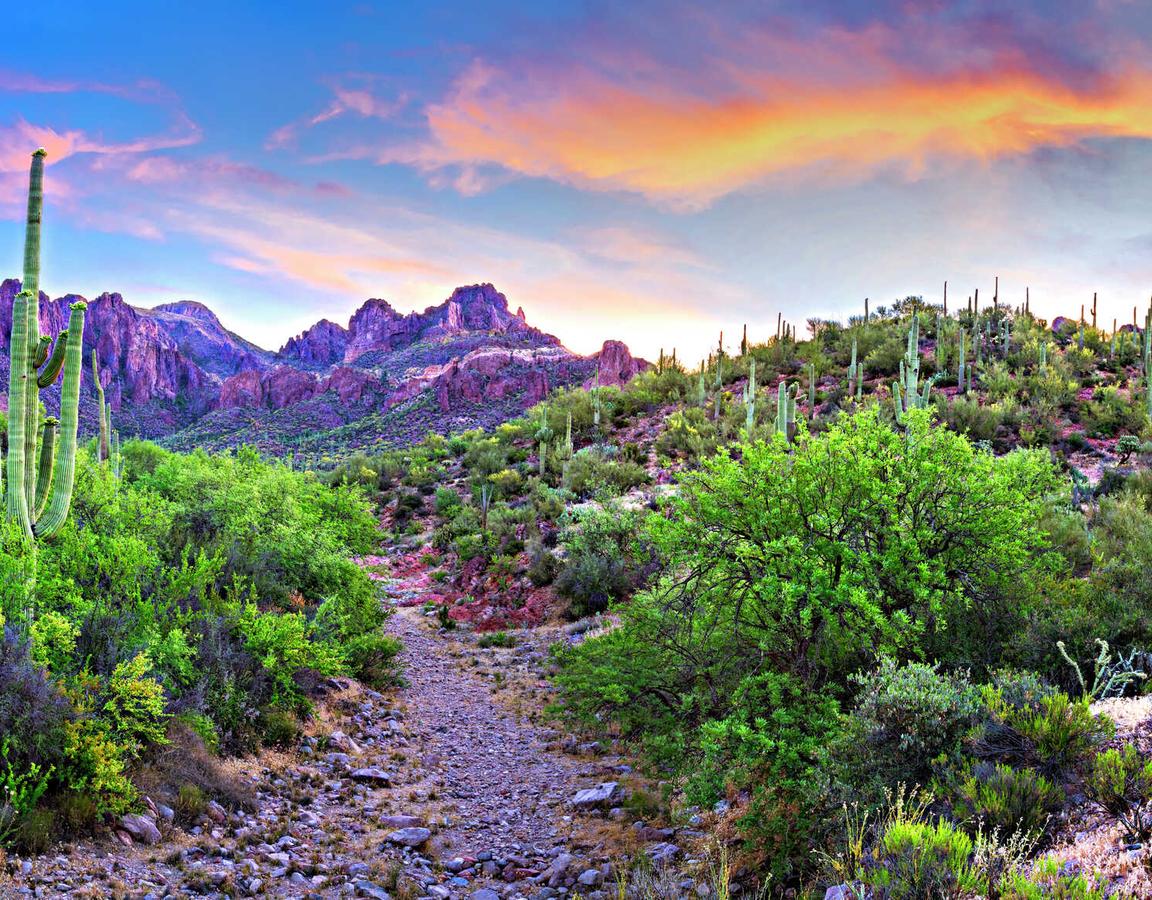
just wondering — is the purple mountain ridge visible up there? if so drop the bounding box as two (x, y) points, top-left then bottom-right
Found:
(0, 279), (646, 453)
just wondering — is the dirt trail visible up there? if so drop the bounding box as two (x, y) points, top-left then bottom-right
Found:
(388, 607), (604, 863)
(0, 605), (645, 900)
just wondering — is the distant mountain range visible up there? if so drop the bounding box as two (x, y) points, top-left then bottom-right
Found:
(0, 280), (645, 457)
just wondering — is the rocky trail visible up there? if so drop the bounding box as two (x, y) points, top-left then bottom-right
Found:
(0, 598), (707, 899)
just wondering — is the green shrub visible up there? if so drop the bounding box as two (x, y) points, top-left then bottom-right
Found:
(477, 631), (517, 649)
(863, 816), (977, 899)
(29, 611), (79, 675)
(101, 652), (170, 757)
(174, 784), (208, 826)
(343, 631), (402, 688)
(261, 708), (301, 749)
(1002, 857), (1109, 900)
(1083, 743), (1152, 838)
(845, 659), (981, 789)
(1007, 693), (1113, 775)
(974, 689), (1112, 776)
(953, 762), (1063, 837)
(235, 603), (344, 709)
(692, 672), (842, 886)
(554, 503), (651, 618)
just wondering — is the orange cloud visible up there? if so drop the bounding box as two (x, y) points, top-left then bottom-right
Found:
(375, 48), (1152, 207)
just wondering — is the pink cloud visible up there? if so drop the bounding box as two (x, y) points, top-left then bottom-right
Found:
(267, 81), (407, 149)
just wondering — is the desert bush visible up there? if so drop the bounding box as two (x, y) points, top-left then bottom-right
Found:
(1083, 743), (1152, 838)
(953, 762), (1063, 837)
(844, 659), (981, 790)
(554, 503), (652, 618)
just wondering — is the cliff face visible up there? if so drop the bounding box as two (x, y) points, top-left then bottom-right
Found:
(0, 278), (646, 452)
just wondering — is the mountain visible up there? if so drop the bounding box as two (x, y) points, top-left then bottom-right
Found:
(0, 279), (645, 456)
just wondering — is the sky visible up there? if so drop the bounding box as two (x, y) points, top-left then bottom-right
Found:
(6, 0), (1152, 362)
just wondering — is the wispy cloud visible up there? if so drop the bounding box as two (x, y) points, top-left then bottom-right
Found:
(266, 79), (407, 149)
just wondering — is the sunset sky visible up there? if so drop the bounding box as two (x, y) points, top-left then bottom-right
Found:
(6, 0), (1152, 361)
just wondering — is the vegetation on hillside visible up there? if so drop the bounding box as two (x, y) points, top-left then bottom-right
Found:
(331, 291), (1152, 895)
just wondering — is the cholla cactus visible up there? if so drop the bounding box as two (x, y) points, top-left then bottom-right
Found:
(3, 149), (88, 540)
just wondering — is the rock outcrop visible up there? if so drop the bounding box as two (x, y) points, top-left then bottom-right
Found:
(587, 340), (646, 388)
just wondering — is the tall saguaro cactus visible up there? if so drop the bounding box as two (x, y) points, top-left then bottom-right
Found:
(92, 349), (110, 462)
(893, 314), (936, 424)
(3, 149), (87, 540)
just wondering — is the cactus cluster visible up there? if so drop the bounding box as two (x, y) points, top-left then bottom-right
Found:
(3, 150), (87, 540)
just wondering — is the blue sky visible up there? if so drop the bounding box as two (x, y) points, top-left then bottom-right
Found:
(5, 1), (1152, 360)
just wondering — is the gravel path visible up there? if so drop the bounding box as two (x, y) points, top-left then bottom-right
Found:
(0, 605), (665, 899)
(388, 608), (600, 862)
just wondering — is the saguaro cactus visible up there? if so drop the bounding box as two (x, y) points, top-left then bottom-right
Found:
(3, 149), (88, 540)
(91, 349), (110, 462)
(892, 315), (936, 423)
(847, 338), (860, 401)
(775, 381), (798, 443)
(957, 329), (966, 395)
(535, 408), (553, 477)
(743, 359), (757, 431)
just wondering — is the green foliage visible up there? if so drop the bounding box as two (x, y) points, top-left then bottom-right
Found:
(693, 672), (841, 885)
(236, 603), (344, 709)
(863, 815), (978, 899)
(101, 652), (169, 756)
(976, 689), (1113, 777)
(1001, 857), (1110, 900)
(844, 659), (982, 789)
(29, 610), (79, 674)
(1083, 743), (1152, 838)
(554, 503), (651, 618)
(953, 762), (1063, 837)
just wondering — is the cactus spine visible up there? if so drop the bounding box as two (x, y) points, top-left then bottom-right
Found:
(3, 150), (87, 540)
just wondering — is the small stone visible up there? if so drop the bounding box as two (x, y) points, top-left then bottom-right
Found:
(380, 814), (425, 829)
(119, 813), (162, 845)
(470, 890), (500, 900)
(385, 826), (431, 848)
(354, 880), (392, 900)
(578, 868), (603, 887)
(570, 782), (623, 809)
(350, 767), (392, 786)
